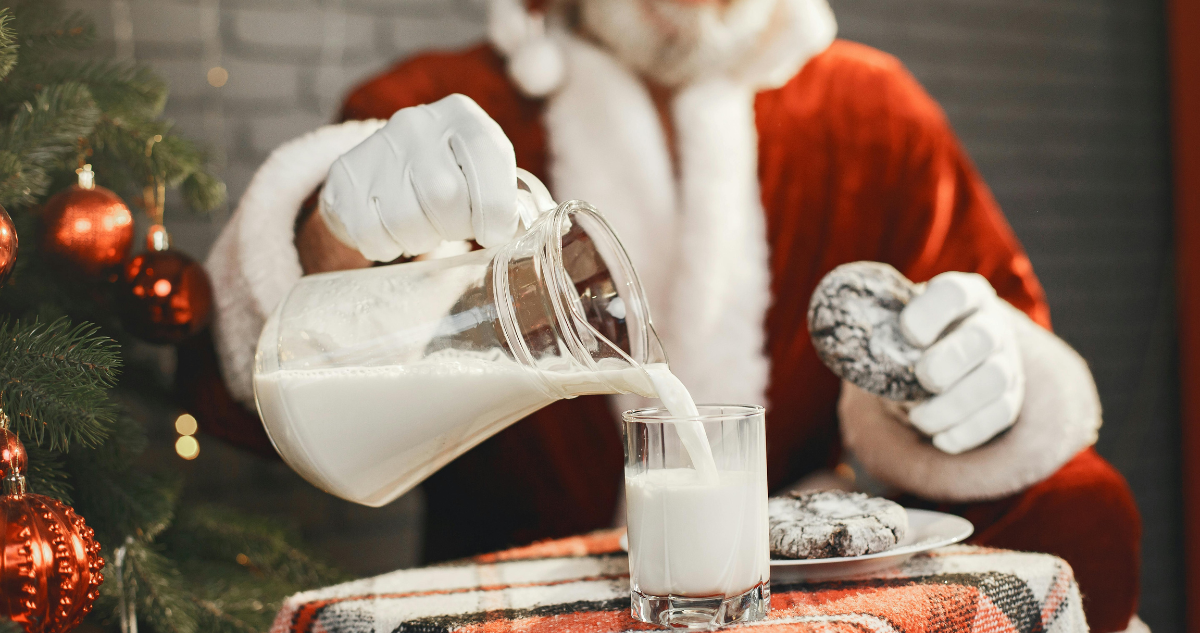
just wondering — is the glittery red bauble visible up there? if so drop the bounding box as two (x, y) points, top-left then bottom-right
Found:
(0, 204), (16, 286)
(40, 185), (134, 279)
(0, 428), (105, 633)
(118, 248), (213, 344)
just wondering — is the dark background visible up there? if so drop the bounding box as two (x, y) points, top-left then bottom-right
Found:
(74, 0), (1181, 629)
(829, 0), (1180, 628)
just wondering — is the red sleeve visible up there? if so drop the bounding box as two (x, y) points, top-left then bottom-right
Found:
(337, 44), (548, 181)
(339, 51), (465, 122)
(874, 62), (1051, 329)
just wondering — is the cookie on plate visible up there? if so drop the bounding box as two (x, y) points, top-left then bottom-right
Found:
(768, 490), (908, 559)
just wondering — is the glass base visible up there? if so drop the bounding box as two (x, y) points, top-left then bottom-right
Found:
(631, 581), (770, 629)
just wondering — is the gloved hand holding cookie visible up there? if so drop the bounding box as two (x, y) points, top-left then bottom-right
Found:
(809, 262), (1026, 455)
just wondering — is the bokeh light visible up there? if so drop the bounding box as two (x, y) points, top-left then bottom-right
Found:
(175, 435), (199, 460)
(175, 413), (198, 436)
(207, 66), (228, 87)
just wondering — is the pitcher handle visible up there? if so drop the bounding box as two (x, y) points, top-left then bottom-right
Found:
(515, 168), (558, 229)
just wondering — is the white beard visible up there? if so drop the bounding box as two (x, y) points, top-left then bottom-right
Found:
(579, 0), (782, 87)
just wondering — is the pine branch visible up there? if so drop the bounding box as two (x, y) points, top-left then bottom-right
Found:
(0, 317), (119, 450)
(0, 1), (224, 214)
(0, 10), (17, 81)
(7, 1), (94, 55)
(0, 81), (99, 208)
(182, 168), (227, 212)
(90, 115), (226, 213)
(124, 540), (201, 633)
(180, 565), (306, 633)
(67, 419), (177, 547)
(24, 442), (72, 503)
(193, 596), (263, 633)
(3, 60), (168, 121)
(165, 505), (351, 589)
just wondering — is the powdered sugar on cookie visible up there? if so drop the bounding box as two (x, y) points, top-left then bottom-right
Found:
(768, 490), (908, 559)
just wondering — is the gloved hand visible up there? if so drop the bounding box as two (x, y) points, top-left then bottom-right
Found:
(318, 94), (519, 262)
(900, 272), (1025, 455)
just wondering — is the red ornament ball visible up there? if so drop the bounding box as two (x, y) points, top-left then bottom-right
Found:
(118, 248), (213, 344)
(0, 204), (16, 286)
(0, 428), (105, 633)
(40, 185), (134, 279)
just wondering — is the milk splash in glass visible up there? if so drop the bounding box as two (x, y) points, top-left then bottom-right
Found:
(642, 365), (718, 481)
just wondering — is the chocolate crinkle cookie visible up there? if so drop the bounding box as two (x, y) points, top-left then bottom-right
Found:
(769, 490), (908, 559)
(807, 261), (932, 401)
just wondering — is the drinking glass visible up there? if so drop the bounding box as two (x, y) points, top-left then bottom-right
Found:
(622, 405), (769, 629)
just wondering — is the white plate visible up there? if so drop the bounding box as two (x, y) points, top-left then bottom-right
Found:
(617, 509), (973, 583)
(769, 509), (973, 582)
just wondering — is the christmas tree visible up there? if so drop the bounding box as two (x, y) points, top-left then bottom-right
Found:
(0, 2), (347, 632)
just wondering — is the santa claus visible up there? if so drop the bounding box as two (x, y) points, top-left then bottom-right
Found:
(184, 0), (1142, 630)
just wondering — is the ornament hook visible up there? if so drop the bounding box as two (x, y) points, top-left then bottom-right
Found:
(0, 410), (27, 498)
(77, 163), (96, 190)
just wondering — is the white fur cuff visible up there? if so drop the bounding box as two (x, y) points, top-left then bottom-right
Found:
(838, 304), (1102, 502)
(205, 120), (385, 407)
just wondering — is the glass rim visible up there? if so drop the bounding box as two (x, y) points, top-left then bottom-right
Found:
(622, 404), (765, 423)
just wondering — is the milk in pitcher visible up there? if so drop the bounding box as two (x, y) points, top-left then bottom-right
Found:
(255, 351), (664, 507)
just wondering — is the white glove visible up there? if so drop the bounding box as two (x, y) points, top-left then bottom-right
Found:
(899, 272), (1025, 455)
(319, 94), (520, 262)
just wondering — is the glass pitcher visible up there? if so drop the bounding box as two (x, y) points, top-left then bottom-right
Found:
(253, 172), (668, 507)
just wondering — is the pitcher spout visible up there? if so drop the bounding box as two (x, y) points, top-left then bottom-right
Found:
(494, 199), (667, 399)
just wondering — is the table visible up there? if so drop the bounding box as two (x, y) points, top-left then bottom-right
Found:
(271, 530), (1087, 633)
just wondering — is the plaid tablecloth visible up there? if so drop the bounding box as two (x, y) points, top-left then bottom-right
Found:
(272, 530), (1087, 633)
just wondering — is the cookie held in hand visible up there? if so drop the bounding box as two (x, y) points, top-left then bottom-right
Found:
(807, 262), (932, 401)
(769, 490), (908, 559)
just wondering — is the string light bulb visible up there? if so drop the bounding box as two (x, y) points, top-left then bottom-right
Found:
(174, 412), (200, 460)
(174, 413), (198, 436)
(175, 436), (199, 460)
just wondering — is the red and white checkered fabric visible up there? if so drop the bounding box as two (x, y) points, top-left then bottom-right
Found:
(273, 531), (1086, 633)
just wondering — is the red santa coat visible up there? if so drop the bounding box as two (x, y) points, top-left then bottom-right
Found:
(185, 39), (1141, 632)
(343, 40), (1138, 630)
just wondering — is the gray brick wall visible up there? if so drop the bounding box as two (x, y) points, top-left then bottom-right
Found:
(67, 0), (489, 259)
(829, 1), (1179, 629)
(69, 0), (1179, 628)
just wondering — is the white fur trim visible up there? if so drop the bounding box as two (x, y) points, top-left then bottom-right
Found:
(664, 78), (770, 405)
(536, 1), (834, 410)
(509, 35), (566, 97)
(489, 0), (565, 96)
(732, 0), (838, 89)
(545, 35), (677, 322)
(839, 304), (1102, 502)
(206, 120), (385, 406)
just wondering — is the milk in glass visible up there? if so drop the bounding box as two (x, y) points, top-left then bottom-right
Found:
(624, 369), (769, 599)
